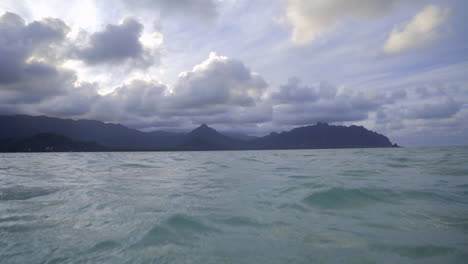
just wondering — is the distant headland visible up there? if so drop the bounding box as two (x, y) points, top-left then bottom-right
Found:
(0, 115), (398, 152)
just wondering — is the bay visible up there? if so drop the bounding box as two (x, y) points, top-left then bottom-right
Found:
(1, 147), (467, 263)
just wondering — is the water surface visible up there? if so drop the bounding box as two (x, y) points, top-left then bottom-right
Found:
(1, 147), (467, 263)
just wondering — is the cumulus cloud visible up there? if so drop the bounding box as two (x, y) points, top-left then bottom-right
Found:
(170, 52), (268, 109)
(271, 77), (387, 125)
(37, 82), (100, 116)
(371, 81), (468, 146)
(273, 93), (380, 125)
(79, 51), (273, 129)
(383, 5), (451, 54)
(272, 77), (318, 103)
(415, 82), (460, 99)
(0, 12), (75, 105)
(95, 79), (167, 120)
(0, 12), (69, 83)
(405, 98), (462, 120)
(282, 0), (407, 44)
(188, 102), (273, 125)
(76, 18), (160, 67)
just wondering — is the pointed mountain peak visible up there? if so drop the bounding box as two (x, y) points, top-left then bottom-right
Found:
(189, 124), (218, 135)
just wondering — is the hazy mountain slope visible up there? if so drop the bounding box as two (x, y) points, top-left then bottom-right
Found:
(251, 122), (394, 149)
(0, 115), (396, 151)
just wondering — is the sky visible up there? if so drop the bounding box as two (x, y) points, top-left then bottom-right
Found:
(0, 0), (467, 146)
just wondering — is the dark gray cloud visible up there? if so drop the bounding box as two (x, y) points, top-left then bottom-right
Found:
(0, 65), (76, 104)
(0, 12), (69, 84)
(0, 12), (74, 105)
(415, 82), (461, 98)
(271, 78), (383, 125)
(37, 82), (100, 116)
(77, 18), (151, 65)
(273, 98), (375, 125)
(272, 77), (318, 103)
(405, 98), (462, 119)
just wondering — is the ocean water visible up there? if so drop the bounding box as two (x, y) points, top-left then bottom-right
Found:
(1, 147), (468, 264)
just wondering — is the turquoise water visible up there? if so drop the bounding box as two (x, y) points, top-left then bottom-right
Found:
(1, 147), (468, 263)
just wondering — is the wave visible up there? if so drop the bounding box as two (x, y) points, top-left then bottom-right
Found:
(118, 163), (155, 169)
(88, 240), (120, 253)
(132, 214), (217, 248)
(339, 169), (380, 177)
(369, 243), (456, 259)
(217, 216), (266, 228)
(239, 157), (263, 163)
(0, 186), (60, 201)
(303, 187), (465, 210)
(132, 225), (179, 248)
(303, 187), (397, 209)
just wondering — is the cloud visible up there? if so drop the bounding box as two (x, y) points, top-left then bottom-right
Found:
(37, 82), (100, 116)
(0, 12), (75, 105)
(0, 12), (69, 84)
(76, 18), (160, 67)
(384, 5), (451, 54)
(271, 77), (385, 125)
(405, 98), (462, 120)
(272, 77), (318, 103)
(188, 102), (273, 125)
(121, 0), (218, 20)
(282, 0), (408, 44)
(123, 52), (272, 128)
(273, 94), (379, 125)
(371, 81), (468, 146)
(96, 79), (167, 119)
(170, 52), (268, 109)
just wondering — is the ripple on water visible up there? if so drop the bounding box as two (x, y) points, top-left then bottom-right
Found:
(217, 216), (266, 228)
(0, 186), (61, 201)
(434, 168), (468, 177)
(358, 222), (402, 231)
(369, 243), (457, 259)
(0, 215), (37, 223)
(132, 214), (216, 249)
(164, 214), (216, 234)
(239, 157), (263, 163)
(88, 240), (120, 253)
(132, 225), (179, 248)
(419, 212), (468, 233)
(386, 163), (410, 168)
(275, 167), (297, 172)
(303, 186), (466, 210)
(303, 187), (397, 209)
(402, 189), (465, 204)
(118, 163), (155, 169)
(388, 157), (412, 163)
(340, 169), (380, 177)
(202, 161), (230, 169)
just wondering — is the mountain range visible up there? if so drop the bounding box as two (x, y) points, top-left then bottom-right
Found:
(0, 115), (397, 152)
